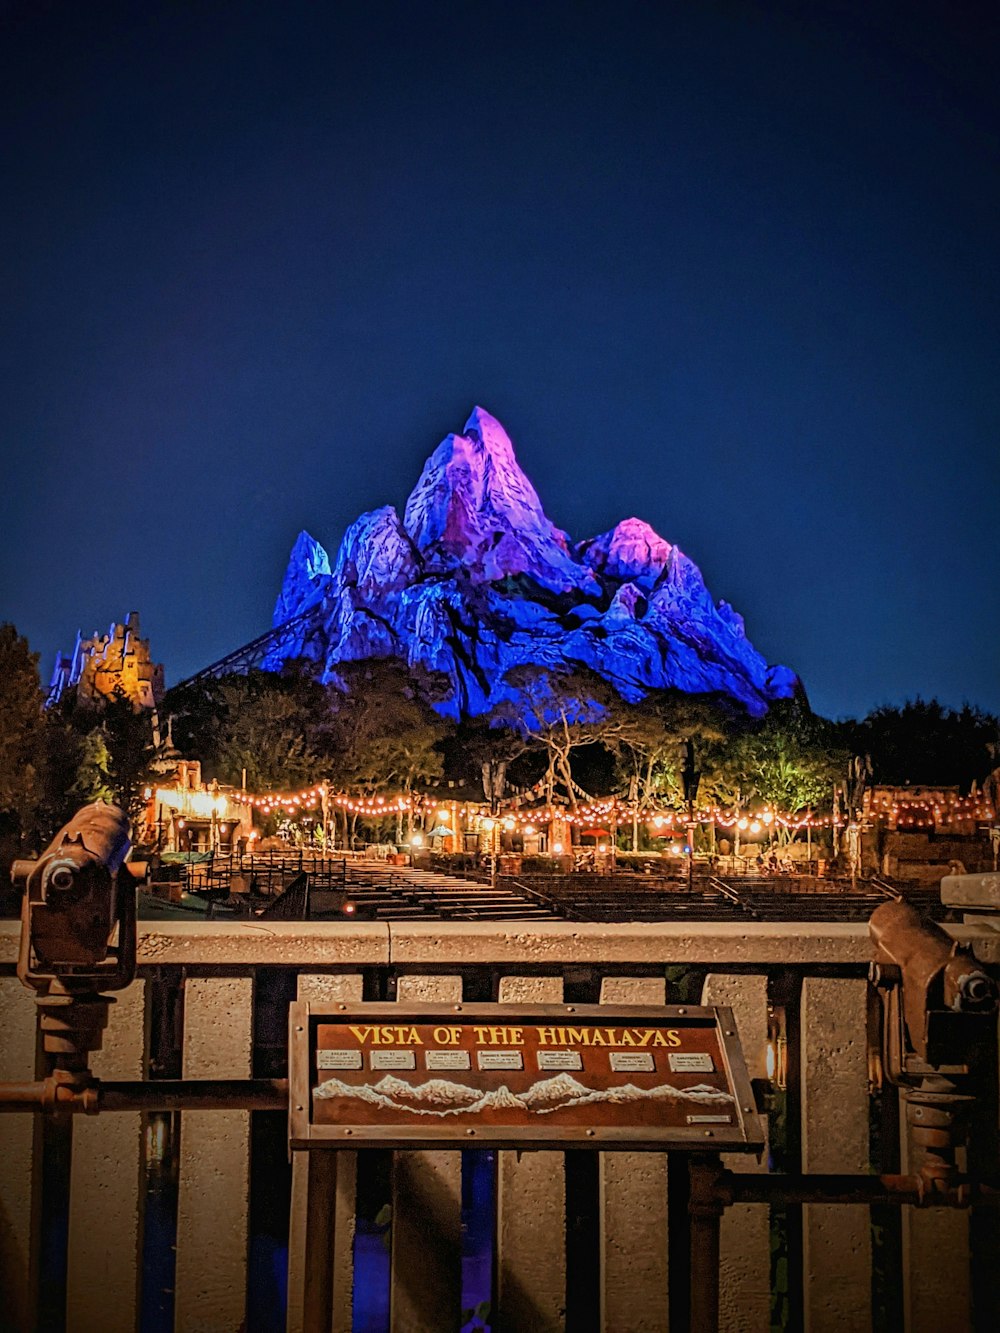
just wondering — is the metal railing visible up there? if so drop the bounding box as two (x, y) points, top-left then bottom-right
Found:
(1, 917), (996, 1332)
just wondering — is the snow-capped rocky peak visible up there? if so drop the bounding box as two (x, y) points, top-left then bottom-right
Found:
(578, 517), (673, 588)
(403, 406), (595, 594)
(332, 506), (419, 593)
(267, 405), (799, 716)
(603, 582), (646, 624)
(272, 530), (332, 626)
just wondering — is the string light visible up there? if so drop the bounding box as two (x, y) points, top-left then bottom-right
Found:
(865, 788), (993, 828)
(228, 779), (996, 835)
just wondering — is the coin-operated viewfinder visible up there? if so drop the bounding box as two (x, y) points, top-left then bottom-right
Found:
(870, 898), (997, 1074)
(12, 801), (143, 995)
(869, 898), (998, 1200)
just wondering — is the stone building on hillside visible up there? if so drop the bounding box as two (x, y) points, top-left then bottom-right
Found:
(47, 611), (164, 710)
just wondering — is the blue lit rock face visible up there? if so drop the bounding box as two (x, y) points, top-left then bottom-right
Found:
(269, 407), (798, 717)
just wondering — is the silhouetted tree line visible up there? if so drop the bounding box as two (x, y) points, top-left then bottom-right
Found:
(1, 620), (997, 866)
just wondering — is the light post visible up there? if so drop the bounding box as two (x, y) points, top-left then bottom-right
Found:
(409, 831), (423, 869)
(681, 740), (701, 892)
(320, 784), (330, 855)
(481, 818), (499, 889)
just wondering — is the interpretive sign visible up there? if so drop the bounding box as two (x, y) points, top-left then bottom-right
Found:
(289, 1002), (764, 1152)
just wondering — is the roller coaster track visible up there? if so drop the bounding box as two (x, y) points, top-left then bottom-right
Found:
(173, 611), (317, 689)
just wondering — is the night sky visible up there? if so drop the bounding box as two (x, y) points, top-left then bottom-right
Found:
(2, 1), (997, 720)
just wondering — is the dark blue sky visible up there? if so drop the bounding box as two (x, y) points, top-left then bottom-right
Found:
(2, 1), (997, 720)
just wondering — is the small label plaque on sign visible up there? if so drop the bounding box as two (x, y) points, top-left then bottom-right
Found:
(370, 1051), (416, 1071)
(426, 1050), (472, 1071)
(290, 1001), (764, 1152)
(317, 1049), (363, 1071)
(477, 1050), (524, 1071)
(669, 1052), (715, 1074)
(609, 1051), (655, 1073)
(537, 1050), (583, 1072)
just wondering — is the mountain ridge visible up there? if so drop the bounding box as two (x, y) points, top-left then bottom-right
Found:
(267, 407), (798, 717)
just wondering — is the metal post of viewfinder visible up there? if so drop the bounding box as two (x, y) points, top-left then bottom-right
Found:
(688, 1155), (723, 1333)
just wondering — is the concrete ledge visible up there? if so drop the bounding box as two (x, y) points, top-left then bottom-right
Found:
(2, 918), (997, 969)
(941, 872), (1000, 910)
(0, 920), (391, 967)
(386, 920), (876, 965)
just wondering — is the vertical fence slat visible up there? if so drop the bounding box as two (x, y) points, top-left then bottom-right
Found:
(0, 977), (40, 1333)
(67, 980), (145, 1332)
(174, 976), (253, 1333)
(389, 975), (463, 1333)
(599, 976), (668, 1333)
(287, 974), (364, 1333)
(900, 1086), (970, 1333)
(800, 977), (872, 1332)
(701, 973), (771, 1333)
(495, 975), (566, 1332)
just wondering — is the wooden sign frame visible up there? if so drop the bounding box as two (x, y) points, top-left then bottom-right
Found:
(289, 1001), (764, 1152)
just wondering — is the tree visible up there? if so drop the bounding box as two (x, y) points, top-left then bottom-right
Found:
(442, 717), (534, 812)
(844, 699), (1000, 790)
(323, 660), (447, 794)
(68, 729), (114, 805)
(0, 624), (47, 847)
(50, 686), (160, 821)
(702, 700), (847, 843)
(165, 666), (331, 791)
(98, 691), (160, 818)
(608, 691), (733, 847)
(494, 665), (633, 808)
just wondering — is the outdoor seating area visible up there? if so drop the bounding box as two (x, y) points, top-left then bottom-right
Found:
(137, 846), (951, 926)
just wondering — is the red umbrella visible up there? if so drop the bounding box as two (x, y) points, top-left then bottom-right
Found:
(580, 828), (611, 839)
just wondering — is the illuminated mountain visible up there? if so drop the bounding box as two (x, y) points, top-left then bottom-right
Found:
(268, 407), (798, 717)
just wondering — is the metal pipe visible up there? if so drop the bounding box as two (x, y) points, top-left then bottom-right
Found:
(0, 1078), (289, 1113)
(724, 1171), (1000, 1208)
(688, 1156), (723, 1333)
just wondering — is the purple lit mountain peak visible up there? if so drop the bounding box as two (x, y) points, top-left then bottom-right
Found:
(578, 517), (673, 588)
(333, 506), (418, 594)
(403, 406), (593, 595)
(273, 530), (332, 625)
(269, 408), (798, 716)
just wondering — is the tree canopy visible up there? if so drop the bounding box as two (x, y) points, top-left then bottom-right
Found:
(842, 699), (999, 790)
(0, 623), (46, 838)
(3, 617), (999, 858)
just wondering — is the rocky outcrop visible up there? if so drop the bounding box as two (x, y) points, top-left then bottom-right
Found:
(267, 407), (798, 717)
